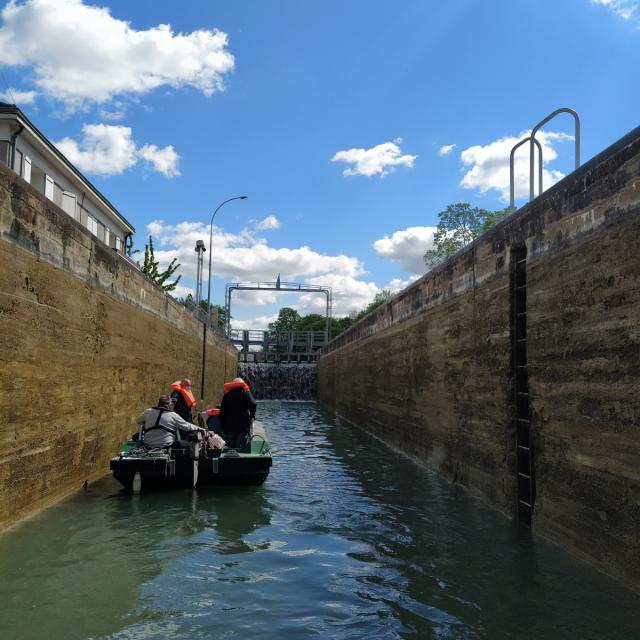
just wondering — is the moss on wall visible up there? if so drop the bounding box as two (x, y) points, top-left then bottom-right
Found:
(0, 164), (237, 529)
(319, 125), (640, 590)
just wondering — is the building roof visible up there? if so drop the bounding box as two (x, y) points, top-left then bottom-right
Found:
(0, 102), (135, 234)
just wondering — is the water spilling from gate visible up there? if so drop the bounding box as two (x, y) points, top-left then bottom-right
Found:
(239, 362), (317, 400)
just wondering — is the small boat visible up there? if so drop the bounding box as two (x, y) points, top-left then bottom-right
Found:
(110, 421), (272, 492)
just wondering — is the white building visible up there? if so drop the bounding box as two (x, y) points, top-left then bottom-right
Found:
(0, 103), (134, 252)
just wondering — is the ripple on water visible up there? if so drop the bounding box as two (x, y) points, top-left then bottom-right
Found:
(0, 401), (639, 640)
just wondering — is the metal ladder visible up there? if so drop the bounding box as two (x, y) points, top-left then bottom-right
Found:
(513, 246), (534, 524)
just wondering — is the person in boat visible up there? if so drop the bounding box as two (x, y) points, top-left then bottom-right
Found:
(205, 407), (224, 435)
(137, 394), (206, 448)
(219, 378), (257, 449)
(170, 378), (196, 423)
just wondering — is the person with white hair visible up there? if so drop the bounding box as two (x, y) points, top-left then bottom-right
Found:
(137, 394), (205, 449)
(219, 377), (257, 449)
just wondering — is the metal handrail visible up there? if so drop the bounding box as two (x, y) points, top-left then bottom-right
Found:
(510, 136), (543, 211)
(530, 107), (580, 201)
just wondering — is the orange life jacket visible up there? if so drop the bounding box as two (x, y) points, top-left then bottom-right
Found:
(206, 407), (220, 416)
(223, 381), (250, 394)
(170, 381), (196, 407)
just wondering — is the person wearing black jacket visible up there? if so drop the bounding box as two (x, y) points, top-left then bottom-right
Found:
(219, 378), (257, 449)
(170, 379), (196, 422)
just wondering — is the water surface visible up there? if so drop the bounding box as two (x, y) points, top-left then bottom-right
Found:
(1, 402), (638, 639)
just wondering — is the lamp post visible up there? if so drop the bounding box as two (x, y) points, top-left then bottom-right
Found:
(200, 195), (248, 404)
(194, 239), (206, 311)
(206, 196), (248, 325)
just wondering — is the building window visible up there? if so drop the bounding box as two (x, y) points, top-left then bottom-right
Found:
(13, 148), (23, 176)
(44, 175), (54, 200)
(23, 156), (31, 183)
(96, 220), (106, 243)
(0, 141), (9, 166)
(52, 182), (64, 208)
(115, 236), (123, 252)
(104, 227), (110, 247)
(87, 215), (98, 236)
(61, 191), (76, 218)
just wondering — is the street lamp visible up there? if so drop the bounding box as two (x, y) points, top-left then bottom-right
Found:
(194, 239), (206, 310)
(206, 196), (248, 326)
(201, 195), (248, 404)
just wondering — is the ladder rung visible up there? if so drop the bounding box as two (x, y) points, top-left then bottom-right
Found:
(518, 472), (531, 479)
(517, 445), (530, 451)
(517, 391), (528, 396)
(519, 499), (531, 507)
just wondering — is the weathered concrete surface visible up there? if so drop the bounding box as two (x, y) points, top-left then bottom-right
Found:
(318, 125), (640, 590)
(0, 163), (237, 530)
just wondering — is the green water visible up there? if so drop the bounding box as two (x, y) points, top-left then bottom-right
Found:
(1, 402), (638, 639)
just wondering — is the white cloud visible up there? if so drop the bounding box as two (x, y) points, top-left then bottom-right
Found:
(0, 0), (235, 110)
(56, 124), (137, 176)
(459, 130), (573, 202)
(143, 219), (387, 321)
(55, 124), (180, 177)
(255, 215), (280, 231)
(387, 275), (420, 293)
(138, 144), (181, 178)
(332, 138), (417, 177)
(438, 144), (456, 156)
(297, 274), (381, 317)
(146, 219), (365, 286)
(591, 0), (639, 22)
(0, 87), (37, 104)
(232, 315), (277, 331)
(373, 225), (437, 275)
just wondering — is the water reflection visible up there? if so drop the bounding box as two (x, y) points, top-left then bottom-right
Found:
(0, 402), (638, 640)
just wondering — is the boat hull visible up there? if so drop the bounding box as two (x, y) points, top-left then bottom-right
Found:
(110, 421), (272, 490)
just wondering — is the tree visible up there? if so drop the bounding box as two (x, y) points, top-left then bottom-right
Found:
(353, 289), (392, 322)
(268, 307), (301, 334)
(124, 234), (138, 257)
(176, 295), (227, 329)
(141, 235), (182, 292)
(423, 203), (509, 269)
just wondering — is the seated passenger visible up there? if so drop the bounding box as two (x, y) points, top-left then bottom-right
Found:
(219, 378), (257, 449)
(170, 378), (197, 423)
(205, 407), (224, 435)
(137, 395), (205, 448)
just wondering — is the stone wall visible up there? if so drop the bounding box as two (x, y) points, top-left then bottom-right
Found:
(318, 125), (640, 590)
(0, 163), (237, 529)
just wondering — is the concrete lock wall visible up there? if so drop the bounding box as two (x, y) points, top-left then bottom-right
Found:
(318, 125), (640, 590)
(0, 163), (237, 530)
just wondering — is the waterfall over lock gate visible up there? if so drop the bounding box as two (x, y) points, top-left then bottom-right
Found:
(239, 363), (317, 400)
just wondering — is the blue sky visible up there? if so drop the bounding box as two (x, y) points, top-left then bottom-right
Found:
(1, 0), (639, 326)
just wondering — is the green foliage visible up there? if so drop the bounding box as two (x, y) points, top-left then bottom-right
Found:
(141, 235), (182, 292)
(176, 294), (227, 328)
(423, 202), (509, 269)
(268, 307), (301, 334)
(353, 289), (392, 322)
(266, 289), (392, 341)
(296, 313), (355, 336)
(124, 234), (138, 257)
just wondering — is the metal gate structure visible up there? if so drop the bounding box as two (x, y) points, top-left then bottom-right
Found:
(224, 280), (332, 341)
